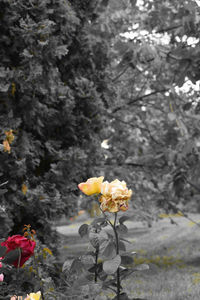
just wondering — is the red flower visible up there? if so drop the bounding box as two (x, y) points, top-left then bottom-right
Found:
(1, 235), (36, 267)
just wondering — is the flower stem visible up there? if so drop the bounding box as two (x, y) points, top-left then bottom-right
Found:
(33, 254), (45, 300)
(113, 213), (120, 299)
(100, 209), (121, 298)
(94, 246), (99, 282)
(17, 248), (21, 270)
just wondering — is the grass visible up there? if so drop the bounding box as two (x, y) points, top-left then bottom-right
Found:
(121, 252), (200, 300)
(123, 268), (200, 300)
(57, 213), (200, 299)
(121, 214), (200, 300)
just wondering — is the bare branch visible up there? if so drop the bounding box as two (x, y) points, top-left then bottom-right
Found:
(0, 181), (8, 187)
(186, 179), (200, 194)
(112, 89), (168, 113)
(112, 65), (130, 82)
(155, 24), (182, 34)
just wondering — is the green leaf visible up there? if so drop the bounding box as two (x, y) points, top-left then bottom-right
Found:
(89, 231), (100, 249)
(112, 292), (130, 300)
(91, 217), (107, 226)
(116, 224), (128, 235)
(120, 263), (149, 280)
(78, 224), (89, 238)
(70, 258), (85, 274)
(88, 263), (107, 281)
(119, 241), (126, 252)
(62, 259), (74, 273)
(119, 237), (132, 244)
(103, 254), (121, 274)
(55, 45), (69, 59)
(121, 255), (134, 265)
(0, 245), (7, 257)
(2, 248), (21, 265)
(119, 215), (130, 224)
(102, 278), (117, 288)
(73, 272), (93, 287)
(119, 268), (134, 279)
(85, 273), (95, 282)
(89, 229), (108, 249)
(80, 254), (95, 267)
(102, 240), (116, 259)
(88, 262), (103, 273)
(98, 271), (108, 281)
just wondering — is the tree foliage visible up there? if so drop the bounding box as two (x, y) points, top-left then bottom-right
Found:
(98, 0), (200, 219)
(0, 0), (200, 242)
(0, 0), (110, 242)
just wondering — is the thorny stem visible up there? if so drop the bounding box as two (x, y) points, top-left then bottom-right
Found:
(94, 246), (99, 282)
(17, 248), (21, 271)
(14, 248), (22, 297)
(113, 213), (119, 254)
(92, 210), (100, 283)
(113, 213), (121, 300)
(100, 209), (121, 298)
(94, 223), (99, 284)
(33, 254), (45, 300)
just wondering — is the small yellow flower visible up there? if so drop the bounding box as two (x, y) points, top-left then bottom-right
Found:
(3, 140), (11, 153)
(25, 291), (41, 300)
(3, 130), (15, 153)
(11, 82), (16, 96)
(78, 176), (104, 196)
(43, 247), (52, 255)
(5, 129), (14, 144)
(22, 183), (28, 195)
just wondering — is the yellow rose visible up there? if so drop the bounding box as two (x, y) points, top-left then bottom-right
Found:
(101, 179), (132, 200)
(5, 130), (14, 144)
(100, 179), (132, 213)
(78, 176), (104, 196)
(99, 196), (129, 213)
(25, 291), (41, 300)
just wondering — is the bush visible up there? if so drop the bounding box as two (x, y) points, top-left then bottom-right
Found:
(0, 0), (108, 244)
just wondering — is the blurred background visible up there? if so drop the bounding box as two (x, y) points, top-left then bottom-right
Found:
(0, 0), (200, 248)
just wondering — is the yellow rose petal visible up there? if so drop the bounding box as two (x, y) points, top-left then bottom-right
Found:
(78, 176), (104, 195)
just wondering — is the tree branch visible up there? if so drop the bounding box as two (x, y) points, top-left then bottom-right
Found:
(186, 179), (200, 194)
(112, 89), (168, 113)
(155, 24), (182, 34)
(101, 108), (165, 146)
(112, 65), (130, 82)
(168, 201), (200, 228)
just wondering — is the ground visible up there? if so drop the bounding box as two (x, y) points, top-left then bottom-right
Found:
(55, 212), (200, 300)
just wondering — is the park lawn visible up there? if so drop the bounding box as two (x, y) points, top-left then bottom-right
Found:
(58, 213), (200, 299)
(120, 249), (200, 300)
(121, 266), (200, 300)
(119, 215), (200, 300)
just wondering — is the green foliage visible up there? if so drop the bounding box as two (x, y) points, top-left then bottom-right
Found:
(98, 0), (200, 218)
(1, 0), (200, 298)
(0, 0), (109, 244)
(2, 248), (21, 265)
(0, 235), (59, 299)
(63, 213), (149, 299)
